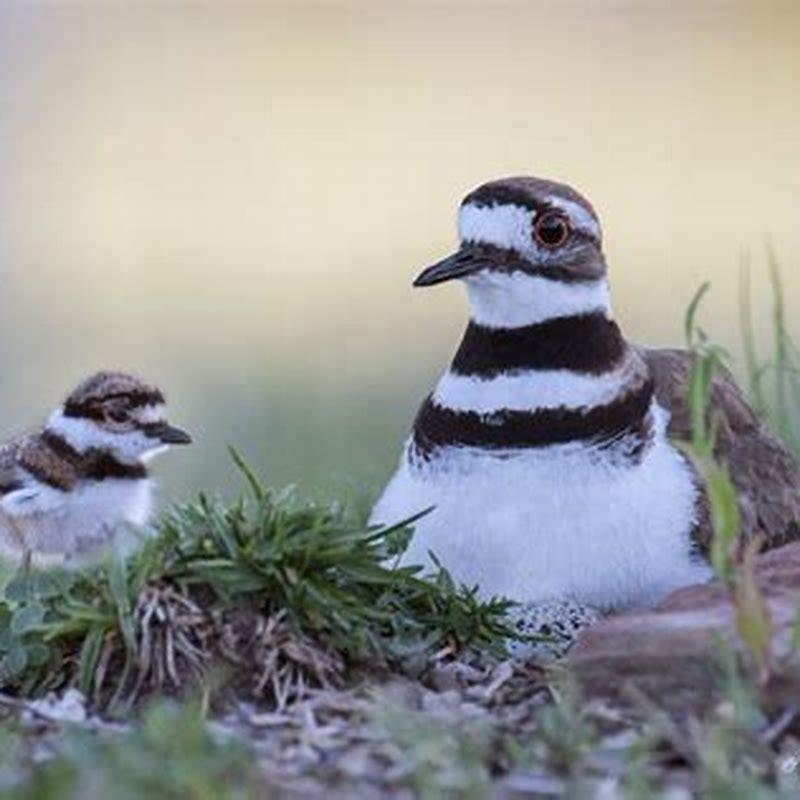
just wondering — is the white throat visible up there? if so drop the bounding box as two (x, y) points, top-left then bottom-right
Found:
(464, 272), (611, 329)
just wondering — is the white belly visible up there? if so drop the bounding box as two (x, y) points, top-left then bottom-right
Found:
(0, 479), (154, 565)
(371, 410), (711, 610)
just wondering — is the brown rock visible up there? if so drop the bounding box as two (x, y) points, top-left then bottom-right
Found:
(569, 542), (800, 714)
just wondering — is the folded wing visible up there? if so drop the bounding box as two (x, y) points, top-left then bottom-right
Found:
(643, 347), (800, 552)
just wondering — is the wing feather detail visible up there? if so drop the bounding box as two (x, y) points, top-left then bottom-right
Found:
(642, 347), (800, 551)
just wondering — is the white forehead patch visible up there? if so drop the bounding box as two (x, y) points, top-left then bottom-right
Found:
(457, 200), (600, 253)
(458, 203), (534, 255)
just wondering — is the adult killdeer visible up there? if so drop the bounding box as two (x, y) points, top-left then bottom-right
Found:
(371, 176), (800, 611)
(0, 371), (191, 566)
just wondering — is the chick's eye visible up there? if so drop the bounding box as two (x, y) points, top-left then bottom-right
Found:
(108, 409), (128, 423)
(533, 213), (571, 249)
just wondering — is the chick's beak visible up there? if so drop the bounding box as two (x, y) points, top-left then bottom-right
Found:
(152, 423), (192, 445)
(413, 247), (488, 287)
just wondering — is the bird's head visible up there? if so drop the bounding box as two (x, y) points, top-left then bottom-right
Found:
(414, 176), (610, 327)
(48, 371), (192, 463)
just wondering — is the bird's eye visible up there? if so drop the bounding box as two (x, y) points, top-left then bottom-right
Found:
(108, 410), (127, 423)
(533, 212), (571, 249)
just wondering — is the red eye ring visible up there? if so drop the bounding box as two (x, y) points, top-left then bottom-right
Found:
(533, 212), (571, 249)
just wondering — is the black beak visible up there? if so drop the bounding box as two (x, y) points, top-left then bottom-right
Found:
(413, 247), (488, 287)
(151, 423), (192, 445)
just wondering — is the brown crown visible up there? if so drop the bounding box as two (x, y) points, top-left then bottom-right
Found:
(63, 371), (165, 418)
(462, 176), (598, 219)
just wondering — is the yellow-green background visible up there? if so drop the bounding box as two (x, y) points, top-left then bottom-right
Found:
(0, 1), (798, 501)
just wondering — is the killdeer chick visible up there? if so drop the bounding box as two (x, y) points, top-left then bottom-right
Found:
(0, 371), (191, 566)
(372, 176), (800, 612)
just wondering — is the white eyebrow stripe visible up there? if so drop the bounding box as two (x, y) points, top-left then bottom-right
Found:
(546, 196), (601, 239)
(136, 404), (166, 424)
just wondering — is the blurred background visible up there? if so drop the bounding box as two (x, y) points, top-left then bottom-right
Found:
(0, 1), (798, 503)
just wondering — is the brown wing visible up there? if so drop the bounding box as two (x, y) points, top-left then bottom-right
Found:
(0, 439), (25, 496)
(17, 436), (78, 491)
(0, 432), (79, 500)
(642, 347), (800, 551)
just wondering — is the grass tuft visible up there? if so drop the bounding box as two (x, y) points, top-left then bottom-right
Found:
(0, 453), (519, 708)
(740, 247), (800, 454)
